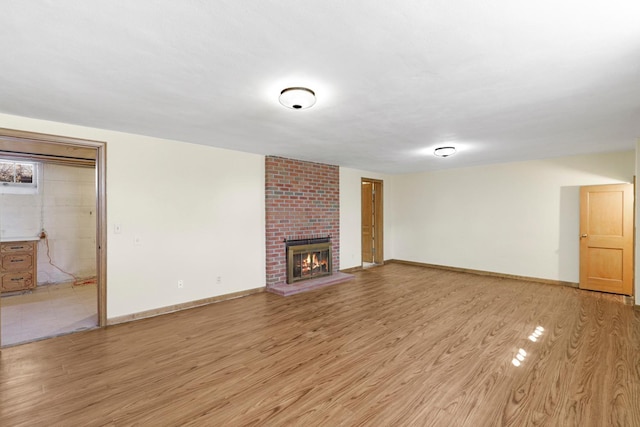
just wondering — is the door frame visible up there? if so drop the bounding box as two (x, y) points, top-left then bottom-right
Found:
(0, 128), (107, 343)
(361, 177), (384, 265)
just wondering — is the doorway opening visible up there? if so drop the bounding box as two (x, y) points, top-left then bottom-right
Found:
(0, 128), (106, 347)
(361, 178), (383, 267)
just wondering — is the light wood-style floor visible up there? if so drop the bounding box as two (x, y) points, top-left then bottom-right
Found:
(1, 263), (639, 426)
(1, 281), (97, 346)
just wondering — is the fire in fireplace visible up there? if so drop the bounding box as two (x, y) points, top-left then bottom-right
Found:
(285, 236), (332, 284)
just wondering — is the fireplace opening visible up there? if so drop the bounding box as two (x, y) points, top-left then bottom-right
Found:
(286, 236), (332, 284)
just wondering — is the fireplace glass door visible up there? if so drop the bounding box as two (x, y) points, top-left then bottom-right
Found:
(287, 242), (332, 284)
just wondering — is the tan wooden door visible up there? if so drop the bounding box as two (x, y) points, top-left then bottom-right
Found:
(361, 181), (373, 263)
(373, 180), (384, 263)
(362, 179), (384, 264)
(579, 183), (634, 295)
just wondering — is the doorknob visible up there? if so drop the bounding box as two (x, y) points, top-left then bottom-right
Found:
(580, 234), (588, 238)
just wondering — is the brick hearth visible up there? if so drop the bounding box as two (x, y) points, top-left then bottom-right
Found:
(265, 156), (340, 289)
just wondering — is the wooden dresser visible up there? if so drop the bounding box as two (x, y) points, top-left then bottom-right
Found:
(1, 239), (38, 293)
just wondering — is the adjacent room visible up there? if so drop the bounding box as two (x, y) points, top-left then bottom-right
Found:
(0, 1), (639, 426)
(1, 159), (98, 345)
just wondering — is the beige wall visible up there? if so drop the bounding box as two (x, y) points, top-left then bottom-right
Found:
(390, 151), (635, 283)
(0, 113), (266, 318)
(1, 111), (637, 316)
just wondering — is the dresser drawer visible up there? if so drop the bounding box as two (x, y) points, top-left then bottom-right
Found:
(1, 242), (35, 253)
(2, 254), (33, 271)
(0, 240), (37, 293)
(1, 272), (34, 292)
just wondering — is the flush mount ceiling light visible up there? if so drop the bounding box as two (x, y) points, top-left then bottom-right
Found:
(279, 87), (316, 110)
(434, 146), (457, 158)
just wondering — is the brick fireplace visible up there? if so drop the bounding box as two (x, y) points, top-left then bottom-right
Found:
(265, 156), (340, 289)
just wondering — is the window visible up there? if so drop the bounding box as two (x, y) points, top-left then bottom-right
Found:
(0, 159), (39, 194)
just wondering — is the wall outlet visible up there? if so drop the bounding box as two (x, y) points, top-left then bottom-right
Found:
(177, 280), (184, 289)
(134, 235), (142, 245)
(216, 276), (222, 284)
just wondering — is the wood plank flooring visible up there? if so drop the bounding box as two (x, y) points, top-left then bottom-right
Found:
(1, 263), (639, 426)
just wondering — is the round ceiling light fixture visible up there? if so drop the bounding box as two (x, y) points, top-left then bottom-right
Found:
(434, 146), (457, 158)
(279, 87), (316, 110)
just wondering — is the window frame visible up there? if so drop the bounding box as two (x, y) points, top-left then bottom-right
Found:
(0, 159), (39, 194)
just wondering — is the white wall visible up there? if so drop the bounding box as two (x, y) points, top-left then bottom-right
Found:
(391, 151), (635, 283)
(37, 164), (97, 284)
(0, 113), (266, 318)
(339, 167), (393, 270)
(0, 163), (97, 284)
(0, 174), (40, 238)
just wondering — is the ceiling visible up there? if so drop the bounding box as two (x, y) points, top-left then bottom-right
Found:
(1, 1), (639, 174)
